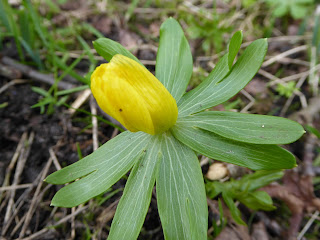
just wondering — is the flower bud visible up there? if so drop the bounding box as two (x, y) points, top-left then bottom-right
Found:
(91, 54), (178, 135)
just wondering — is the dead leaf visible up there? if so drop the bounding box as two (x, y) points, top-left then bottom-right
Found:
(261, 170), (320, 239)
(91, 16), (113, 35)
(119, 29), (141, 55)
(244, 79), (267, 96)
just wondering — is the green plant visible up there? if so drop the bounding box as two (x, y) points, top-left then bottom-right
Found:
(206, 170), (284, 225)
(276, 81), (299, 98)
(0, 0), (106, 114)
(31, 85), (89, 114)
(45, 18), (304, 239)
(181, 10), (233, 54)
(265, 0), (314, 19)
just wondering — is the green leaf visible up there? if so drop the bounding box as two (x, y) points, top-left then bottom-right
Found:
(211, 198), (226, 237)
(56, 52), (86, 82)
(178, 54), (229, 117)
(228, 31), (243, 69)
(93, 38), (142, 64)
(57, 85), (89, 96)
(236, 170), (283, 192)
(18, 8), (34, 48)
(206, 170), (283, 199)
(0, 0), (24, 61)
(23, 0), (48, 47)
(53, 55), (87, 84)
(290, 4), (307, 19)
(273, 4), (288, 17)
(171, 123), (296, 170)
(77, 35), (97, 65)
(19, 37), (43, 70)
(222, 192), (246, 225)
(82, 22), (104, 38)
(155, 18), (193, 102)
(156, 132), (207, 240)
(177, 111), (305, 144)
(0, 0), (10, 31)
(305, 125), (320, 139)
(45, 131), (151, 207)
(31, 87), (51, 97)
(206, 181), (225, 199)
(178, 39), (268, 117)
(238, 191), (275, 211)
(125, 0), (140, 21)
(31, 97), (53, 108)
(108, 135), (161, 240)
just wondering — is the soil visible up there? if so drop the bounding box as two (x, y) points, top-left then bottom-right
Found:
(0, 76), (166, 239)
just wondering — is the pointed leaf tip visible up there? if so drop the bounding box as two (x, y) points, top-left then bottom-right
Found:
(156, 18), (193, 101)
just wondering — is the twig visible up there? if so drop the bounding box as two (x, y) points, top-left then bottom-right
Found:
(289, 97), (320, 125)
(262, 45), (308, 67)
(19, 155), (53, 238)
(270, 64), (320, 86)
(67, 88), (91, 115)
(200, 156), (209, 167)
(309, 46), (319, 96)
(0, 79), (29, 95)
(0, 184), (33, 191)
(90, 96), (99, 151)
(280, 75), (308, 117)
(3, 132), (34, 225)
(297, 211), (320, 240)
(1, 56), (76, 90)
(71, 207), (76, 240)
(240, 89), (255, 113)
(1, 173), (43, 236)
(19, 206), (89, 240)
(267, 35), (312, 43)
(0, 132), (27, 203)
(258, 69), (281, 83)
(49, 148), (61, 171)
(111, 128), (119, 139)
(266, 57), (310, 67)
(0, 62), (22, 79)
(303, 134), (318, 177)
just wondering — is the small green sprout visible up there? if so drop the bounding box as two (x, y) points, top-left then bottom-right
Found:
(45, 18), (304, 239)
(266, 0), (314, 19)
(276, 81), (299, 98)
(206, 170), (284, 225)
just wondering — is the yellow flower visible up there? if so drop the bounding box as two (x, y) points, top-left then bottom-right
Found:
(91, 54), (178, 135)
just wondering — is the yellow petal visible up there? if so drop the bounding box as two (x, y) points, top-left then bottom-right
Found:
(91, 54), (178, 135)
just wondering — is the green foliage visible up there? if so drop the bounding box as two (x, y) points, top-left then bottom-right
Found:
(177, 111), (305, 144)
(178, 38), (268, 117)
(242, 0), (257, 8)
(276, 81), (299, 98)
(156, 18), (193, 101)
(46, 19), (304, 239)
(206, 170), (284, 225)
(171, 123), (297, 170)
(156, 132), (207, 239)
(305, 125), (320, 139)
(182, 12), (233, 54)
(0, 0), (103, 113)
(228, 31), (243, 69)
(265, 0), (314, 19)
(212, 199), (226, 237)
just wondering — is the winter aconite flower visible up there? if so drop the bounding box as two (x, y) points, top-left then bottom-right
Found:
(46, 18), (304, 240)
(90, 54), (178, 135)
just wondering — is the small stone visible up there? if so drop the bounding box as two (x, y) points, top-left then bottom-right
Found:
(206, 163), (228, 181)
